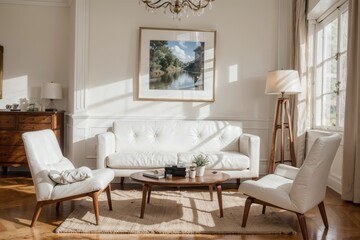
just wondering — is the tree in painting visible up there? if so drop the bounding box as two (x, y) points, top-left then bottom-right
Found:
(149, 40), (204, 90)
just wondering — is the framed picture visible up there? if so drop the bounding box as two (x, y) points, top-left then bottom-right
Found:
(138, 27), (216, 102)
(0, 45), (3, 99)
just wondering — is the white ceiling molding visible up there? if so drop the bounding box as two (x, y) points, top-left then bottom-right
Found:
(0, 0), (72, 7)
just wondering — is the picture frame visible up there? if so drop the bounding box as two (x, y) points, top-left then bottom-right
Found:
(138, 27), (216, 102)
(0, 45), (3, 99)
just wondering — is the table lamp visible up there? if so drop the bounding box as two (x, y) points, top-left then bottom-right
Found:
(41, 82), (63, 111)
(265, 70), (301, 173)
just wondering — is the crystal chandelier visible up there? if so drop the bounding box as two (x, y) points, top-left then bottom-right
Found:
(140, 0), (215, 17)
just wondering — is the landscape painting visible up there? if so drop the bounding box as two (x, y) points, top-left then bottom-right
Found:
(149, 40), (204, 91)
(138, 27), (216, 102)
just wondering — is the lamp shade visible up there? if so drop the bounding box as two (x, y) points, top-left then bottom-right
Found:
(41, 82), (63, 99)
(265, 70), (302, 95)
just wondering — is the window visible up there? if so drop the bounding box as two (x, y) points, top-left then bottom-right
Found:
(314, 4), (348, 130)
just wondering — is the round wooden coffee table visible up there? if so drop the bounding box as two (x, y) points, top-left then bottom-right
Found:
(130, 170), (230, 218)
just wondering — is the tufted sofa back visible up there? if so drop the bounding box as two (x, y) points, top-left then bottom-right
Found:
(113, 120), (243, 153)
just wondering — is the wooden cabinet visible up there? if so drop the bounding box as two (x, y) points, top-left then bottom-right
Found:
(0, 111), (64, 173)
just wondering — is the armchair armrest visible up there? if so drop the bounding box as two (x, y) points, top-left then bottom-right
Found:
(274, 164), (299, 180)
(96, 132), (116, 169)
(239, 133), (260, 177)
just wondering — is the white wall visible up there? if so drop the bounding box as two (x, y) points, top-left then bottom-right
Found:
(66, 0), (292, 171)
(0, 3), (69, 111)
(85, 0), (278, 119)
(0, 0), (295, 177)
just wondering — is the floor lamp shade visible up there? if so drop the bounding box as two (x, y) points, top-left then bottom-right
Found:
(265, 70), (301, 95)
(41, 82), (63, 111)
(266, 70), (301, 173)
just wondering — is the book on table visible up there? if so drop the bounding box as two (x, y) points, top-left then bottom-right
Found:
(143, 170), (165, 179)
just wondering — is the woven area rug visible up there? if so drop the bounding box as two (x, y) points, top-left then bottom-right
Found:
(56, 189), (295, 235)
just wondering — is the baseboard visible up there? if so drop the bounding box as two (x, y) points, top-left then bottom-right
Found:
(328, 173), (342, 194)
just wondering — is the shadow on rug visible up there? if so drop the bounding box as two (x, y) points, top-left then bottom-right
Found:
(55, 190), (296, 235)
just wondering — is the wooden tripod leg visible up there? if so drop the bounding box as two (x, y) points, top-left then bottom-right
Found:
(268, 99), (282, 173)
(284, 99), (296, 166)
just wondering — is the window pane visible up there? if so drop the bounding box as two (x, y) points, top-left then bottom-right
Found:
(339, 90), (346, 128)
(340, 10), (348, 52)
(322, 93), (337, 127)
(323, 59), (337, 93)
(316, 66), (323, 97)
(340, 53), (347, 90)
(317, 29), (323, 64)
(316, 98), (322, 126)
(324, 18), (338, 59)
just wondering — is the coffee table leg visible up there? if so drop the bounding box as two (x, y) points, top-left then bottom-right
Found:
(216, 184), (224, 218)
(140, 184), (149, 218)
(147, 186), (152, 203)
(209, 185), (213, 201)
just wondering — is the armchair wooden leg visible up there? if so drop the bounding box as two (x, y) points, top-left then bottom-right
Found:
(55, 202), (61, 211)
(92, 191), (100, 225)
(106, 184), (113, 211)
(296, 213), (309, 240)
(120, 177), (125, 185)
(242, 197), (254, 227)
(318, 201), (329, 228)
(262, 205), (266, 214)
(236, 178), (240, 187)
(31, 202), (43, 227)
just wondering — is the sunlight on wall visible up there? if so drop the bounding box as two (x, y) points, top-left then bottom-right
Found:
(86, 78), (134, 111)
(229, 64), (238, 83)
(0, 76), (28, 109)
(192, 102), (211, 117)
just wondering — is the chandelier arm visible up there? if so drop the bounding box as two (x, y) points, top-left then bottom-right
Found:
(183, 0), (210, 11)
(140, 0), (214, 16)
(142, 0), (172, 9)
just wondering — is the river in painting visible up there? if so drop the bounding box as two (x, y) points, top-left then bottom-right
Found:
(150, 70), (204, 90)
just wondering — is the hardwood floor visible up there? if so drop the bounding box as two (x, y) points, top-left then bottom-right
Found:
(1, 171), (359, 240)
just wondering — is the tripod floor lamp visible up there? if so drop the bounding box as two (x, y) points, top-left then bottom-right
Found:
(266, 70), (301, 173)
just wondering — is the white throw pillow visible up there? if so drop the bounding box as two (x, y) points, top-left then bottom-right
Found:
(49, 166), (93, 184)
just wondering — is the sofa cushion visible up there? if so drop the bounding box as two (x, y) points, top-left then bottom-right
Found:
(178, 151), (250, 170)
(107, 152), (177, 169)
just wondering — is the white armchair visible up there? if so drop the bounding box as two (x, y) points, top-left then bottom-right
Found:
(22, 129), (115, 227)
(239, 133), (341, 240)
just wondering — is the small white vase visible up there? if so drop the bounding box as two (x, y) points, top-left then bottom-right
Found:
(196, 166), (205, 177)
(189, 170), (196, 179)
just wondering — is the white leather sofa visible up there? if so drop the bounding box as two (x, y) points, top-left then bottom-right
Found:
(96, 120), (260, 181)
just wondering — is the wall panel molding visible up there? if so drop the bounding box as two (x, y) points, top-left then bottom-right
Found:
(73, 0), (88, 113)
(328, 173), (342, 194)
(0, 0), (72, 7)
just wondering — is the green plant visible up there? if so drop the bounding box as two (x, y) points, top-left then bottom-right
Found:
(192, 154), (209, 167)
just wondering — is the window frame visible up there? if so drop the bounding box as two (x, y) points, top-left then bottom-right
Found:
(312, 2), (348, 131)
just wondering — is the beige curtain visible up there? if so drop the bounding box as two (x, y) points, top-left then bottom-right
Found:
(342, 0), (360, 203)
(291, 0), (309, 167)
